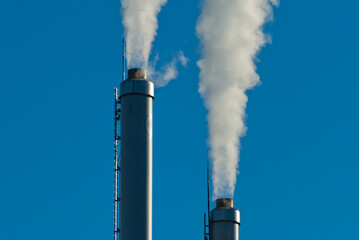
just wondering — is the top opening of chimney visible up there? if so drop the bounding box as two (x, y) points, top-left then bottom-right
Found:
(216, 198), (233, 208)
(128, 68), (147, 80)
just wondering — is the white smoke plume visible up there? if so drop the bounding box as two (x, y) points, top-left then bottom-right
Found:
(148, 51), (189, 88)
(121, 0), (167, 68)
(196, 0), (278, 199)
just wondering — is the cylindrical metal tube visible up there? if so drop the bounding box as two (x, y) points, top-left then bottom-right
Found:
(210, 198), (240, 240)
(120, 68), (154, 240)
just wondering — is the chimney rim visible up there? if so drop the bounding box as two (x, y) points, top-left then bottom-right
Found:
(127, 68), (147, 80)
(216, 198), (233, 208)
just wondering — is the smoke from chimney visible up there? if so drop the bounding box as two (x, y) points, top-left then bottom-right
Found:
(196, 0), (279, 199)
(121, 0), (188, 88)
(121, 0), (167, 68)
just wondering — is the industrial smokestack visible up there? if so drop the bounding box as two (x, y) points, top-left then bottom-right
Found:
(210, 198), (240, 240)
(120, 68), (154, 240)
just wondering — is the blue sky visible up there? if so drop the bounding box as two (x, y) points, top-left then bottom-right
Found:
(1, 0), (358, 239)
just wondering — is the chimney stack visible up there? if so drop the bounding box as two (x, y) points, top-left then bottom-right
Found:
(120, 68), (154, 240)
(210, 198), (240, 240)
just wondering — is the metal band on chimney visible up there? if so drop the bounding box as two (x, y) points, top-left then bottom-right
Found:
(211, 209), (240, 224)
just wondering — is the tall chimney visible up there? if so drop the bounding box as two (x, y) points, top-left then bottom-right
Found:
(210, 198), (240, 240)
(120, 68), (154, 240)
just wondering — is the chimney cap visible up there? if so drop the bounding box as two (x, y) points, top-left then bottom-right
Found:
(128, 68), (147, 80)
(216, 198), (233, 208)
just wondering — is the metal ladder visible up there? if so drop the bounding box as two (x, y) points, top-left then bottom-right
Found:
(114, 88), (121, 240)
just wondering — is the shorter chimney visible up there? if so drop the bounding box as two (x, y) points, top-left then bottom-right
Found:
(210, 198), (240, 240)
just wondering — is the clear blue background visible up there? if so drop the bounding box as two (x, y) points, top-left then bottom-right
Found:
(1, 0), (358, 239)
